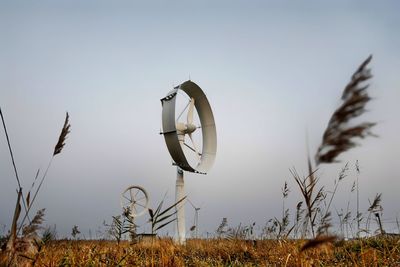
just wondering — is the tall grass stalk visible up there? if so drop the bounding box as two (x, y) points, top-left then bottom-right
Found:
(0, 108), (30, 220)
(293, 55), (377, 238)
(355, 160), (361, 237)
(323, 163), (349, 219)
(0, 107), (23, 190)
(1, 107), (30, 259)
(17, 112), (70, 235)
(290, 168), (322, 237)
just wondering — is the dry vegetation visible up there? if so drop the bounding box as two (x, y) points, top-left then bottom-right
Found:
(1, 237), (400, 266)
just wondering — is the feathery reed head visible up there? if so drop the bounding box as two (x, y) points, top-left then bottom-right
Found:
(53, 112), (70, 156)
(22, 209), (45, 237)
(282, 181), (290, 198)
(315, 55), (376, 165)
(368, 193), (382, 212)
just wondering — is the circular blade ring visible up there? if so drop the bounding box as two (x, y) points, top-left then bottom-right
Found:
(161, 80), (217, 174)
(120, 185), (149, 217)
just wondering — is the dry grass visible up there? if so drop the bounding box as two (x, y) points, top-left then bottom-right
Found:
(2, 237), (399, 266)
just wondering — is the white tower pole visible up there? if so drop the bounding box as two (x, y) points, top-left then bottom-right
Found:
(175, 167), (186, 244)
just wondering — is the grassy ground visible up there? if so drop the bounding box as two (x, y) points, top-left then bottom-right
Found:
(2, 236), (399, 266)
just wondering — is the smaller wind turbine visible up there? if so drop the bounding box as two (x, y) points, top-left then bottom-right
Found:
(187, 198), (201, 238)
(120, 186), (149, 238)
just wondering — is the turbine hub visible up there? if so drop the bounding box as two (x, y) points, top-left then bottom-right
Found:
(176, 122), (197, 135)
(186, 123), (197, 134)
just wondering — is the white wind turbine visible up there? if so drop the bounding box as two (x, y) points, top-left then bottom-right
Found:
(160, 80), (217, 244)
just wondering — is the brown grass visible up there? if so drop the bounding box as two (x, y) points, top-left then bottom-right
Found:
(2, 237), (399, 267)
(300, 235), (337, 252)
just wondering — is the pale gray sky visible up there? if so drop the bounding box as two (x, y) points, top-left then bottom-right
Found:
(1, 0), (399, 237)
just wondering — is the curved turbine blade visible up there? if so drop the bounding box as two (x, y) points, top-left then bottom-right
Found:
(187, 98), (195, 125)
(129, 189), (135, 202)
(188, 133), (201, 161)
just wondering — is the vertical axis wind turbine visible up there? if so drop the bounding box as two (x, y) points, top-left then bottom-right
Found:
(160, 80), (217, 244)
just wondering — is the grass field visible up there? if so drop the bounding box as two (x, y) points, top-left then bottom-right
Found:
(2, 236), (400, 266)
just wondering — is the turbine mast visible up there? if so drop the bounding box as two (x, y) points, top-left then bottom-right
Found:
(175, 167), (186, 244)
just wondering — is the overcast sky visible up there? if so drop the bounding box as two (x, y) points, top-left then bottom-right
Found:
(1, 0), (399, 238)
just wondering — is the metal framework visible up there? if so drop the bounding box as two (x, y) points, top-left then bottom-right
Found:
(161, 80), (217, 174)
(120, 185), (149, 217)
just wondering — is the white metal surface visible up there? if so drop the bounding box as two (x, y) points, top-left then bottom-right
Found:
(161, 80), (217, 245)
(120, 185), (149, 217)
(161, 80), (217, 174)
(175, 167), (186, 244)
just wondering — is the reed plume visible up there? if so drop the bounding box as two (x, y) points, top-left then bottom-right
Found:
(18, 112), (71, 235)
(53, 112), (71, 156)
(315, 55), (376, 165)
(22, 209), (45, 238)
(368, 193), (382, 212)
